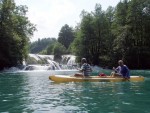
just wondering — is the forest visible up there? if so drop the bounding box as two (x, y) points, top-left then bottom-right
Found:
(0, 0), (150, 70)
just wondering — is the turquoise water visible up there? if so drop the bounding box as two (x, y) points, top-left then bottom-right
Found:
(0, 70), (150, 113)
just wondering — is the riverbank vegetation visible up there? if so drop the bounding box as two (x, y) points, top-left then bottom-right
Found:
(1, 0), (150, 70)
(71, 0), (150, 69)
(0, 0), (36, 70)
(30, 0), (150, 69)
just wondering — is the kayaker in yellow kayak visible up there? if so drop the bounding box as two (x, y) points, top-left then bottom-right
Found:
(110, 60), (130, 78)
(74, 58), (92, 77)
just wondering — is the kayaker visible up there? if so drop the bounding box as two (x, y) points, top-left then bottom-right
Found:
(110, 60), (130, 78)
(74, 58), (92, 77)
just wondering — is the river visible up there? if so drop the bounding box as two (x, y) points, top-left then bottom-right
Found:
(0, 70), (150, 113)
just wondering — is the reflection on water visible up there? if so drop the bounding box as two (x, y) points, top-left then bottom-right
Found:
(0, 70), (150, 113)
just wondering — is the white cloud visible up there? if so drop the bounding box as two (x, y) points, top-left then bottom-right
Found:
(15, 0), (120, 42)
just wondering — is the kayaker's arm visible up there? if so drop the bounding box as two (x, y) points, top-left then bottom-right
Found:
(113, 66), (120, 73)
(76, 67), (84, 72)
(79, 68), (84, 72)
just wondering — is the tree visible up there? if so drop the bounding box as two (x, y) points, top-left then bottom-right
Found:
(71, 11), (95, 63)
(111, 0), (150, 69)
(104, 6), (115, 65)
(46, 43), (55, 55)
(0, 0), (36, 70)
(111, 0), (130, 65)
(92, 4), (111, 65)
(126, 0), (150, 68)
(30, 38), (56, 54)
(71, 0), (150, 69)
(53, 42), (67, 63)
(58, 24), (75, 50)
(72, 4), (113, 66)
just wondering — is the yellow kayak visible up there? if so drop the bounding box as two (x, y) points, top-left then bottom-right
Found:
(49, 75), (144, 83)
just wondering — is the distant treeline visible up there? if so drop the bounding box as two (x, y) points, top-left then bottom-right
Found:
(30, 24), (75, 63)
(1, 0), (150, 70)
(30, 38), (57, 54)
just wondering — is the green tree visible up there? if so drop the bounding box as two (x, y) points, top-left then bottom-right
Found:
(0, 0), (36, 70)
(111, 0), (130, 64)
(58, 24), (75, 50)
(92, 4), (111, 65)
(46, 43), (55, 55)
(30, 38), (56, 54)
(53, 42), (67, 63)
(104, 6), (115, 65)
(72, 4), (112, 66)
(112, 0), (150, 69)
(126, 0), (150, 68)
(71, 10), (95, 63)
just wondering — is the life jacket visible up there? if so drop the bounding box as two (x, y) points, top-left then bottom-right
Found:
(99, 73), (107, 77)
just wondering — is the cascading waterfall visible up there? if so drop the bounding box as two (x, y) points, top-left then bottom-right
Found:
(24, 54), (77, 70)
(3, 54), (102, 76)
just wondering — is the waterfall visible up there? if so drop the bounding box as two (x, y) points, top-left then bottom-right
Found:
(61, 55), (78, 69)
(3, 54), (103, 76)
(24, 54), (77, 70)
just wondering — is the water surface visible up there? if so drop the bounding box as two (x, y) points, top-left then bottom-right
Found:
(0, 70), (150, 113)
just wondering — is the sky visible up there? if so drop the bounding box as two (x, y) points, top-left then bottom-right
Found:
(15, 0), (120, 42)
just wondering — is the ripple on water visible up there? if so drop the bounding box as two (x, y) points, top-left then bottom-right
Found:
(0, 72), (150, 113)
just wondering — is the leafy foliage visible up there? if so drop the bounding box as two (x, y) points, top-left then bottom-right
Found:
(71, 0), (150, 69)
(1, 0), (150, 69)
(53, 42), (67, 63)
(58, 24), (75, 50)
(30, 38), (56, 54)
(72, 5), (114, 66)
(112, 0), (150, 68)
(0, 0), (36, 70)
